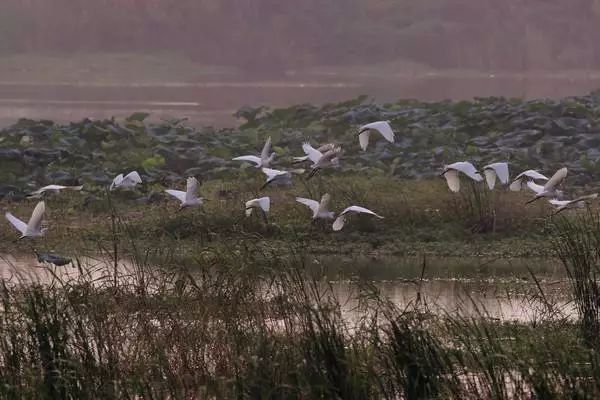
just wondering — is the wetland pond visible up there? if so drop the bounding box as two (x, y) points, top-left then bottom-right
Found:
(0, 253), (575, 323)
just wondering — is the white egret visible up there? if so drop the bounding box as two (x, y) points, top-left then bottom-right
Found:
(509, 170), (549, 191)
(358, 121), (395, 151)
(232, 136), (275, 168)
(261, 168), (304, 190)
(305, 145), (342, 178)
(293, 143), (336, 163)
(526, 167), (567, 204)
(332, 205), (383, 231)
(28, 184), (83, 198)
(526, 181), (564, 198)
(549, 193), (598, 215)
(245, 197), (270, 216)
(482, 162), (509, 189)
(5, 201), (47, 239)
(110, 171), (142, 190)
(295, 193), (335, 220)
(442, 162), (483, 192)
(165, 177), (204, 210)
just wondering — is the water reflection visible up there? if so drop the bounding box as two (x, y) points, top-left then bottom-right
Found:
(0, 253), (573, 322)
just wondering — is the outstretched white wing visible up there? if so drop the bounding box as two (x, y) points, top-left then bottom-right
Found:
(246, 197), (270, 216)
(544, 167), (567, 190)
(509, 179), (523, 191)
(446, 161), (483, 182)
(368, 121), (395, 142)
(526, 181), (545, 194)
(110, 174), (124, 190)
(5, 212), (27, 235)
(358, 131), (370, 151)
(302, 143), (323, 164)
(165, 189), (187, 203)
(261, 136), (272, 161)
(340, 205), (383, 218)
(549, 199), (570, 207)
(318, 193), (332, 214)
(296, 197), (320, 217)
(124, 171), (142, 184)
(443, 169), (460, 192)
(515, 170), (549, 181)
(26, 201), (45, 235)
(262, 168), (287, 180)
(483, 169), (497, 190)
(233, 155), (262, 166)
(185, 177), (199, 202)
(484, 162), (509, 185)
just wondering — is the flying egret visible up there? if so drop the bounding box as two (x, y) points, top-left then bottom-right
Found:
(28, 184), (83, 198)
(509, 170), (549, 191)
(232, 136), (275, 168)
(110, 171), (142, 190)
(358, 121), (395, 151)
(245, 197), (270, 216)
(306, 145), (342, 178)
(296, 193), (335, 220)
(442, 162), (483, 192)
(293, 143), (336, 163)
(165, 177), (204, 210)
(526, 167), (567, 204)
(261, 168), (304, 190)
(549, 193), (598, 215)
(5, 201), (47, 239)
(332, 205), (383, 231)
(482, 162), (509, 189)
(526, 181), (564, 198)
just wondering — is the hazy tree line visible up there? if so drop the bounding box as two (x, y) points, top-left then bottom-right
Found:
(2, 0), (600, 74)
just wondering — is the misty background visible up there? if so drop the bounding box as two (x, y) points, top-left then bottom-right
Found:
(2, 0), (600, 125)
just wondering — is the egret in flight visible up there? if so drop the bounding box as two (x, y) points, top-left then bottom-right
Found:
(293, 143), (336, 163)
(442, 162), (483, 192)
(261, 168), (304, 190)
(509, 170), (548, 191)
(296, 193), (335, 220)
(526, 167), (567, 204)
(333, 205), (383, 231)
(28, 184), (83, 198)
(5, 201), (47, 239)
(245, 197), (270, 216)
(165, 177), (204, 210)
(482, 162), (509, 189)
(233, 136), (275, 168)
(549, 193), (598, 215)
(358, 121), (395, 151)
(110, 171), (142, 190)
(304, 144), (342, 178)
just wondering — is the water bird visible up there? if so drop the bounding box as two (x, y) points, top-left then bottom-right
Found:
(358, 121), (395, 151)
(509, 170), (549, 191)
(293, 143), (336, 163)
(295, 193), (335, 220)
(482, 162), (509, 189)
(332, 205), (383, 231)
(28, 184), (83, 198)
(34, 250), (72, 266)
(245, 197), (270, 216)
(261, 168), (304, 189)
(110, 171), (142, 190)
(165, 177), (204, 210)
(232, 136), (275, 168)
(5, 201), (46, 239)
(306, 145), (342, 178)
(441, 162), (483, 192)
(526, 167), (568, 204)
(549, 193), (598, 215)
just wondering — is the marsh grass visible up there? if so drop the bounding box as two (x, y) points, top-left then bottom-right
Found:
(0, 232), (598, 399)
(552, 208), (600, 347)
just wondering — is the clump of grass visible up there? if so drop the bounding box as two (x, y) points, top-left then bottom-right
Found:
(552, 208), (600, 346)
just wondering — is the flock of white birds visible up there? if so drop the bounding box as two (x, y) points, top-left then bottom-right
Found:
(4, 119), (594, 241)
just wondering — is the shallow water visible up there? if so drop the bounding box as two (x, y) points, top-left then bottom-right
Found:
(1, 73), (599, 127)
(0, 253), (573, 322)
